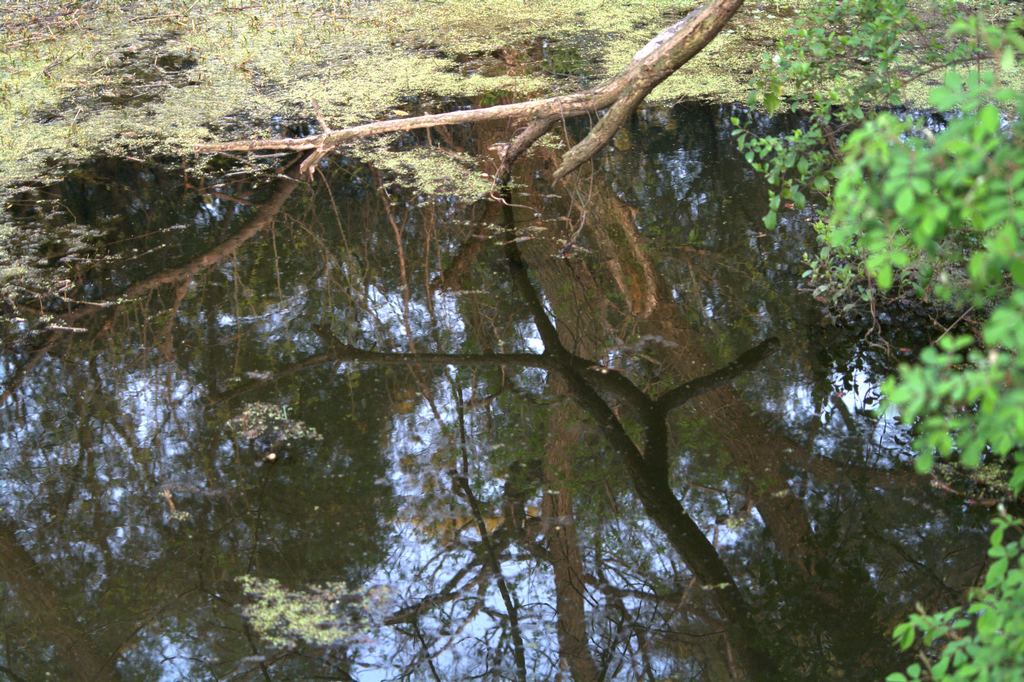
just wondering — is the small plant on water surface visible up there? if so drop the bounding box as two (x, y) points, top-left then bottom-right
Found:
(229, 402), (322, 449)
(238, 576), (392, 649)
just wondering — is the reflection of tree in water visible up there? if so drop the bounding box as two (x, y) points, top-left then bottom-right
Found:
(1, 164), (396, 679)
(502, 116), (984, 678)
(0, 105), (989, 680)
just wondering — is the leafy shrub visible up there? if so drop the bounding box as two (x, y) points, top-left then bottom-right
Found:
(739, 2), (1024, 679)
(887, 513), (1024, 681)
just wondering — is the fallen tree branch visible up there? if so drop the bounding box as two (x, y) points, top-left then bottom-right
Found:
(195, 0), (744, 180)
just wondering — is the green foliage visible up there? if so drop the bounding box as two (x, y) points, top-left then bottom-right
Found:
(734, 0), (959, 235)
(830, 16), (1024, 482)
(887, 513), (1024, 681)
(741, 2), (1024, 679)
(743, 1), (1024, 479)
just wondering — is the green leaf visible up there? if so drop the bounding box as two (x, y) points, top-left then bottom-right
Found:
(895, 187), (915, 216)
(977, 608), (998, 636)
(1010, 467), (1024, 495)
(876, 263), (894, 290)
(792, 188), (807, 210)
(1011, 260), (1024, 287)
(897, 622), (917, 650)
(1001, 46), (1016, 72)
(978, 104), (1001, 137)
(914, 451), (934, 474)
(986, 557), (1009, 589)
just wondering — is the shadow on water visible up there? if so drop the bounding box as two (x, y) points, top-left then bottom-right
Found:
(0, 102), (991, 680)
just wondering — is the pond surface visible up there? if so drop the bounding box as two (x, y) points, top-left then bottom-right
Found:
(0, 102), (989, 681)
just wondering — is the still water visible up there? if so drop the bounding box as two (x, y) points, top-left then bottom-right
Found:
(0, 103), (988, 680)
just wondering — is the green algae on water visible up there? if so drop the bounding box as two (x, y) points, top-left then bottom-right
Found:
(0, 0), (811, 198)
(238, 576), (392, 648)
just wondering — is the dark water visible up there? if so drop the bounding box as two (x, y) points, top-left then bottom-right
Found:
(0, 103), (989, 681)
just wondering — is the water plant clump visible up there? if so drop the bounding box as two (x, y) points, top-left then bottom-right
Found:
(238, 576), (392, 648)
(229, 402), (322, 450)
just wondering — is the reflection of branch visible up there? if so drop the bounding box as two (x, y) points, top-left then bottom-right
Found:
(118, 175), (301, 301)
(453, 473), (528, 682)
(2, 172), (302, 404)
(655, 337), (780, 414)
(595, 546), (657, 682)
(293, 217), (779, 677)
(432, 219), (493, 290)
(314, 322), (659, 405)
(314, 324), (552, 370)
(498, 192), (780, 679)
(374, 170), (415, 345)
(412, 620), (443, 682)
(208, 352), (335, 403)
(384, 548), (493, 625)
(541, 401), (601, 682)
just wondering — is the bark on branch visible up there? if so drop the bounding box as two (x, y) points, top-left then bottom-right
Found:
(194, 0), (744, 180)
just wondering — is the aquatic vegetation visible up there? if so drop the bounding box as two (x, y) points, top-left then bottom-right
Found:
(238, 576), (392, 648)
(0, 0), (809, 302)
(354, 139), (494, 200)
(229, 402), (322, 448)
(0, 0), (809, 195)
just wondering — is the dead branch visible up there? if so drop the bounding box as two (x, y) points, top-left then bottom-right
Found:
(195, 0), (744, 180)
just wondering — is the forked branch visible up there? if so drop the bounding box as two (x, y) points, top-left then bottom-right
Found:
(195, 0), (744, 180)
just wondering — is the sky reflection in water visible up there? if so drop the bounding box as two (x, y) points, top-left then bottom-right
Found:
(0, 103), (989, 681)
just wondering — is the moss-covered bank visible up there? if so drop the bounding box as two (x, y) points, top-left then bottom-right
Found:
(0, 0), (816, 298)
(0, 1), (811, 194)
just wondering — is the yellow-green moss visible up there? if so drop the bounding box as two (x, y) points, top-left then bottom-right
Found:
(2, 0), (1006, 205)
(238, 576), (391, 648)
(0, 0), (807, 201)
(355, 140), (494, 200)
